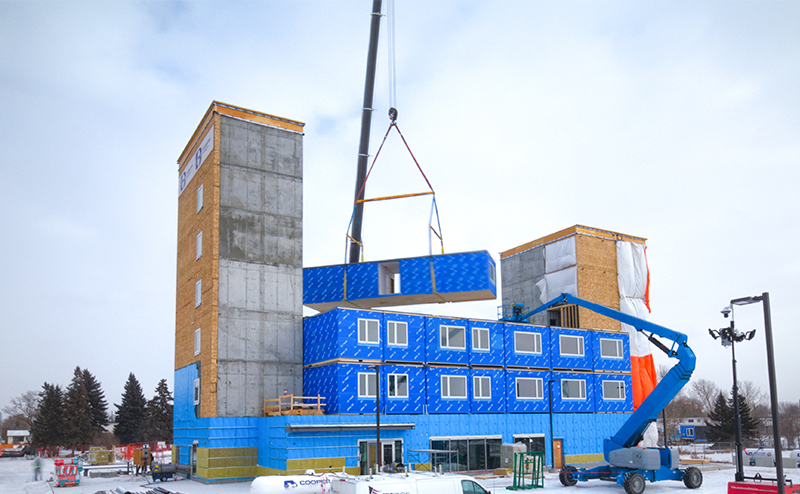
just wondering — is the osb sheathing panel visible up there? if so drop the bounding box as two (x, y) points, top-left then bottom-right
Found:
(175, 114), (221, 418)
(576, 234), (621, 332)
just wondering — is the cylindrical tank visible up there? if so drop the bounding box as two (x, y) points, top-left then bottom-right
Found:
(251, 475), (332, 494)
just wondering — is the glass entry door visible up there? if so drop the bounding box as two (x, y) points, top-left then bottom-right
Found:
(359, 440), (403, 474)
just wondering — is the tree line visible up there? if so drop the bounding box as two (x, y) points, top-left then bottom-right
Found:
(660, 370), (800, 449)
(1, 367), (172, 448)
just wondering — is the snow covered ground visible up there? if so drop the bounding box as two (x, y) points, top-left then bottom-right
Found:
(1, 456), (797, 494)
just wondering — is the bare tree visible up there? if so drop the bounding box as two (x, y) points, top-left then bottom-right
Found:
(690, 379), (721, 415)
(2, 390), (40, 430)
(779, 402), (800, 449)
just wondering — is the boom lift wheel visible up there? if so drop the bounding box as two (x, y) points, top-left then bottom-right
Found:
(558, 466), (578, 486)
(682, 467), (703, 489)
(623, 472), (646, 494)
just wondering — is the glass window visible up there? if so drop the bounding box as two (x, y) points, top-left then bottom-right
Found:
(358, 319), (380, 344)
(473, 376), (491, 399)
(195, 279), (202, 307)
(197, 184), (204, 213)
(441, 375), (467, 399)
(515, 378), (543, 399)
(358, 372), (377, 398)
(388, 374), (408, 398)
(600, 338), (623, 359)
(387, 321), (408, 346)
(193, 379), (200, 405)
(194, 328), (201, 356)
(440, 325), (466, 349)
(514, 332), (542, 354)
(561, 379), (586, 400)
(462, 480), (489, 494)
(686, 427), (694, 438)
(472, 327), (490, 351)
(560, 335), (584, 356)
(602, 380), (625, 400)
(196, 231), (203, 260)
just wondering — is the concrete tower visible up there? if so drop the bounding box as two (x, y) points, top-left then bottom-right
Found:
(175, 102), (305, 419)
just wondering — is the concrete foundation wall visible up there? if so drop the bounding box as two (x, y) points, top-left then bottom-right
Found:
(216, 115), (303, 416)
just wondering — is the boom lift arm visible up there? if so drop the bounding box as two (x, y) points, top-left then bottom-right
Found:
(519, 294), (701, 494)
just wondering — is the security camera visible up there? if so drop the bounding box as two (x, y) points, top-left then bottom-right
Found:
(721, 305), (732, 318)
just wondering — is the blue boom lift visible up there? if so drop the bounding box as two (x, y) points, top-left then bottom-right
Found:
(502, 294), (703, 494)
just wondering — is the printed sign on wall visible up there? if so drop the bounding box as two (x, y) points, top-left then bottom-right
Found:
(178, 125), (214, 196)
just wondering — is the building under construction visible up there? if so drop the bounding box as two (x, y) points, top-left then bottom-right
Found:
(172, 102), (653, 482)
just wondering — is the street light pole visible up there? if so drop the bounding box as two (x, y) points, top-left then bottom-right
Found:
(729, 318), (744, 482)
(730, 292), (784, 494)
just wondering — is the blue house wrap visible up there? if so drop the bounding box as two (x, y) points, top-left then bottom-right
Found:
(550, 328), (593, 370)
(468, 320), (505, 367)
(469, 367), (506, 413)
(505, 369), (551, 413)
(504, 323), (551, 369)
(426, 316), (470, 365)
(302, 251), (497, 312)
(426, 366), (471, 414)
(551, 371), (595, 413)
(593, 373), (634, 413)
(591, 331), (631, 372)
(382, 312), (426, 363)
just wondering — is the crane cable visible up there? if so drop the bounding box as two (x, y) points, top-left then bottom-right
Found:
(387, 0), (397, 109)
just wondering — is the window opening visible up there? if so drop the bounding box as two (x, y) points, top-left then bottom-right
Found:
(441, 375), (467, 399)
(358, 319), (380, 344)
(195, 279), (202, 307)
(378, 262), (401, 294)
(472, 327), (490, 351)
(514, 331), (542, 354)
(358, 372), (377, 398)
(602, 380), (625, 400)
(197, 184), (204, 213)
(561, 379), (586, 400)
(473, 376), (491, 399)
(600, 338), (623, 359)
(196, 231), (203, 260)
(516, 377), (544, 399)
(559, 335), (584, 356)
(388, 374), (408, 398)
(387, 321), (408, 346)
(440, 325), (466, 349)
(193, 378), (200, 405)
(194, 328), (201, 356)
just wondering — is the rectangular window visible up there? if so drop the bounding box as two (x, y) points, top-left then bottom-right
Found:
(388, 374), (408, 398)
(194, 328), (201, 356)
(197, 184), (204, 213)
(196, 231), (203, 260)
(472, 327), (490, 351)
(686, 427), (694, 438)
(559, 335), (585, 356)
(514, 332), (542, 354)
(387, 321), (408, 346)
(602, 380), (625, 400)
(600, 338), (623, 359)
(358, 319), (380, 344)
(441, 375), (467, 399)
(358, 372), (377, 398)
(515, 377), (544, 399)
(561, 379), (587, 400)
(193, 379), (200, 405)
(195, 279), (202, 307)
(473, 376), (491, 399)
(440, 325), (466, 349)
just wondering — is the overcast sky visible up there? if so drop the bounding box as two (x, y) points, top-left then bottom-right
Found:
(1, 1), (798, 418)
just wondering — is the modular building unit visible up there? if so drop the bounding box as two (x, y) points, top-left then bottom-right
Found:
(469, 368), (506, 413)
(551, 371), (596, 413)
(426, 366), (471, 414)
(303, 251), (497, 312)
(505, 369), (551, 413)
(591, 331), (631, 372)
(593, 373), (633, 413)
(426, 316), (471, 366)
(550, 328), (593, 371)
(467, 320), (505, 367)
(504, 323), (550, 369)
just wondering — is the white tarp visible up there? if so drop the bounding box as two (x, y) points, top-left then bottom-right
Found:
(537, 265), (578, 304)
(544, 237), (576, 273)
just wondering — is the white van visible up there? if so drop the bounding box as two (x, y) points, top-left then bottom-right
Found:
(329, 472), (491, 494)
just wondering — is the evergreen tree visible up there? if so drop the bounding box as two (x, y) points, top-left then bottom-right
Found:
(81, 368), (109, 435)
(114, 373), (147, 444)
(31, 383), (66, 448)
(737, 393), (760, 442)
(64, 367), (94, 446)
(142, 379), (173, 442)
(706, 391), (734, 444)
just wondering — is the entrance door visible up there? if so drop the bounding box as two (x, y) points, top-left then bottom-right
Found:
(359, 440), (403, 474)
(553, 439), (563, 469)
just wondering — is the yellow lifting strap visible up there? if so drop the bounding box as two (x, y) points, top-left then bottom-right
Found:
(355, 191), (434, 204)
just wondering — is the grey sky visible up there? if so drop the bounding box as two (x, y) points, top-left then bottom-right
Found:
(1, 1), (798, 415)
